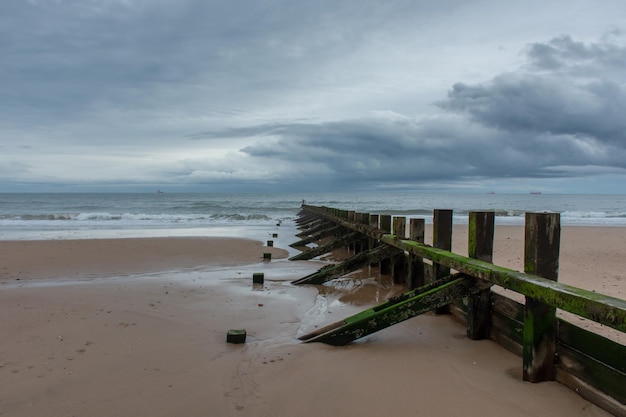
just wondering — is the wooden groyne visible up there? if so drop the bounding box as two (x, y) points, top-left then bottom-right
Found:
(290, 204), (626, 415)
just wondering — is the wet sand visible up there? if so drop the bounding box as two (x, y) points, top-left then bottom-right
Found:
(0, 227), (624, 416)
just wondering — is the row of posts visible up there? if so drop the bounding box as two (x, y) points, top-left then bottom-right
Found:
(341, 208), (560, 383)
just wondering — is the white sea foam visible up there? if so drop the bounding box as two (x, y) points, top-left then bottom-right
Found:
(0, 192), (624, 240)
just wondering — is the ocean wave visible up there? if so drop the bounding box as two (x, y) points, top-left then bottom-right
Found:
(561, 210), (626, 219)
(0, 211), (280, 225)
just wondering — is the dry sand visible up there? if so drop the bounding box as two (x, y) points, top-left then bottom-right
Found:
(0, 227), (624, 416)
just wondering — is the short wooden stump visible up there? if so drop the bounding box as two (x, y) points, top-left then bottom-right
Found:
(227, 329), (247, 344)
(272, 233), (278, 238)
(266, 240), (274, 247)
(253, 272), (264, 284)
(263, 252), (271, 261)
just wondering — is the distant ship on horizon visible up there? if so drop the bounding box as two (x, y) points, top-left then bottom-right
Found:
(530, 191), (542, 195)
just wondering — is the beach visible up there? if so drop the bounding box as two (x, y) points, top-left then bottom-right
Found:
(0, 225), (624, 416)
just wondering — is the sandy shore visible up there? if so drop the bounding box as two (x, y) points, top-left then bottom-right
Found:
(0, 227), (624, 416)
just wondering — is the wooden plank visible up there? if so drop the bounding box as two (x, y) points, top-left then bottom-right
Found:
(295, 213), (321, 226)
(288, 232), (359, 261)
(466, 211), (495, 340)
(491, 310), (524, 354)
(301, 274), (479, 346)
(379, 215), (392, 274)
(433, 209), (453, 314)
(523, 212), (560, 382)
(557, 343), (626, 404)
(295, 220), (326, 237)
(295, 219), (323, 237)
(556, 370), (626, 417)
(292, 245), (402, 285)
(558, 320), (626, 373)
(491, 293), (524, 322)
(290, 224), (341, 247)
(391, 216), (407, 284)
(407, 218), (425, 289)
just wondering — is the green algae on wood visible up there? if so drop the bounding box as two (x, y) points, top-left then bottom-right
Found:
(299, 205), (626, 333)
(300, 274), (481, 346)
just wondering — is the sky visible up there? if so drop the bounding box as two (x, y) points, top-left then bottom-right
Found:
(1, 0), (626, 194)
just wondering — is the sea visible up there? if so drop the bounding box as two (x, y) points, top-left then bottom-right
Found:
(1, 192), (625, 241)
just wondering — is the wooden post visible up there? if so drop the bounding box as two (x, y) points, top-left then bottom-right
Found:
(369, 214), (379, 266)
(369, 214), (379, 250)
(523, 212), (560, 382)
(408, 218), (425, 289)
(379, 215), (392, 274)
(391, 216), (407, 284)
(266, 240), (274, 247)
(433, 209), (453, 313)
(355, 212), (369, 253)
(466, 211), (494, 340)
(253, 272), (264, 284)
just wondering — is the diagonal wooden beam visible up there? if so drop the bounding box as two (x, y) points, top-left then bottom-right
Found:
(292, 245), (402, 285)
(288, 232), (359, 261)
(300, 274), (482, 345)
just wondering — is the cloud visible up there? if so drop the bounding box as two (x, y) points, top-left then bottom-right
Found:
(1, 0), (626, 192)
(441, 36), (626, 145)
(183, 34), (626, 190)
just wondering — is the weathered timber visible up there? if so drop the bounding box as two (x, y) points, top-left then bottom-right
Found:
(226, 329), (247, 344)
(292, 245), (402, 285)
(391, 216), (408, 284)
(486, 292), (626, 405)
(433, 209), (453, 314)
(407, 218), (425, 289)
(299, 273), (464, 342)
(295, 220), (326, 238)
(523, 212), (560, 382)
(288, 232), (359, 261)
(299, 274), (482, 346)
(559, 321), (626, 373)
(294, 205), (626, 412)
(295, 213), (321, 226)
(557, 321), (626, 408)
(558, 344), (626, 405)
(467, 211), (495, 340)
(299, 205), (626, 333)
(379, 214), (392, 274)
(556, 371), (626, 417)
(290, 224), (342, 248)
(253, 272), (264, 284)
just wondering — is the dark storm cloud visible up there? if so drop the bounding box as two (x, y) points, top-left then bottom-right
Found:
(188, 34), (626, 189)
(0, 0), (432, 126)
(2, 0), (626, 192)
(441, 36), (626, 144)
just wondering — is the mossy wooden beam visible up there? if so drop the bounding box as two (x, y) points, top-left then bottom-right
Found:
(395, 238), (626, 333)
(295, 213), (321, 226)
(295, 220), (325, 237)
(288, 232), (359, 261)
(289, 224), (342, 248)
(292, 245), (402, 285)
(299, 205), (626, 332)
(299, 274), (481, 346)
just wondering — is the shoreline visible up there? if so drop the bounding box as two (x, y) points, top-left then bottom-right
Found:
(0, 226), (624, 416)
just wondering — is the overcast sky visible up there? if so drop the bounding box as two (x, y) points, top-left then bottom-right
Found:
(1, 0), (625, 193)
